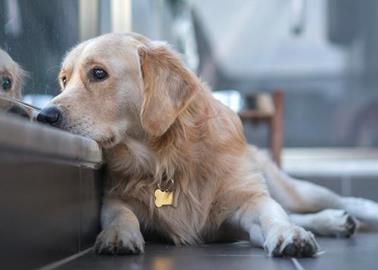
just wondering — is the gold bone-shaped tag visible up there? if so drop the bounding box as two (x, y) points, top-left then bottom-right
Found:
(154, 189), (174, 208)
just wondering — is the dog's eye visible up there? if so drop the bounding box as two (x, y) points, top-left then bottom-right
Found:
(1, 76), (12, 91)
(61, 76), (67, 87)
(90, 68), (108, 82)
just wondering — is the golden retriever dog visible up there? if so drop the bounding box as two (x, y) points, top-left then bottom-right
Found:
(36, 33), (378, 257)
(0, 48), (25, 107)
(0, 48), (32, 118)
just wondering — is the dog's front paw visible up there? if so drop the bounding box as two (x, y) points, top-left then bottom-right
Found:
(94, 225), (145, 255)
(264, 225), (318, 257)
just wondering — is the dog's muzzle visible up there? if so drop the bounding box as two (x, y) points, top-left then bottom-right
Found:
(36, 106), (62, 126)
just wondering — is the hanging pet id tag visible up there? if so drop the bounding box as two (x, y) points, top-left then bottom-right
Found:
(154, 178), (175, 208)
(154, 189), (174, 207)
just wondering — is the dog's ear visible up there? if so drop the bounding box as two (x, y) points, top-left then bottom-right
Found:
(138, 43), (199, 136)
(12, 63), (27, 100)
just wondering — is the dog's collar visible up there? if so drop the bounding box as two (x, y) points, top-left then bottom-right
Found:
(157, 176), (174, 192)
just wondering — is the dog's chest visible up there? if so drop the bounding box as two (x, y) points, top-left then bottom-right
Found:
(106, 141), (215, 244)
(143, 195), (209, 244)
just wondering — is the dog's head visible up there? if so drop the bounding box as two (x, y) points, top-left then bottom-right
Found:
(0, 48), (25, 102)
(37, 33), (199, 148)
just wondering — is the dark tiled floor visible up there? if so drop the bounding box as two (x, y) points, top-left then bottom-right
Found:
(56, 233), (378, 270)
(297, 233), (378, 270)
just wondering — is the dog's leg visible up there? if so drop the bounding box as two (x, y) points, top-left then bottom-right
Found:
(273, 173), (378, 230)
(269, 167), (378, 230)
(95, 198), (145, 254)
(290, 209), (356, 237)
(340, 197), (378, 230)
(253, 146), (378, 229)
(232, 195), (318, 257)
(252, 146), (341, 212)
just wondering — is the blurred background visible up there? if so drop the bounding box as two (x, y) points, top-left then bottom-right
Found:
(1, 0), (378, 199)
(2, 0), (378, 148)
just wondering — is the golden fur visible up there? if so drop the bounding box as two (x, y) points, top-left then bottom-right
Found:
(100, 34), (264, 245)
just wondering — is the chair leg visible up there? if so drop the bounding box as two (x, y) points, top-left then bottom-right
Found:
(270, 90), (284, 167)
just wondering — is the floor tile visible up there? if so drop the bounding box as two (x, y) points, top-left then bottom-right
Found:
(297, 233), (378, 270)
(58, 233), (378, 270)
(59, 242), (296, 270)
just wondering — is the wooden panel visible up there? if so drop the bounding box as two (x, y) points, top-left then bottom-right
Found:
(0, 149), (102, 270)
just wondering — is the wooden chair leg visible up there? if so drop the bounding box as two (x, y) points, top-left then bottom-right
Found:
(270, 90), (284, 167)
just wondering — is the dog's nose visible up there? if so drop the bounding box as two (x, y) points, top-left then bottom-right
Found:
(36, 106), (62, 125)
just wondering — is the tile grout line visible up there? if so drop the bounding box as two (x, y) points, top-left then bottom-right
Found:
(35, 247), (93, 270)
(291, 258), (307, 270)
